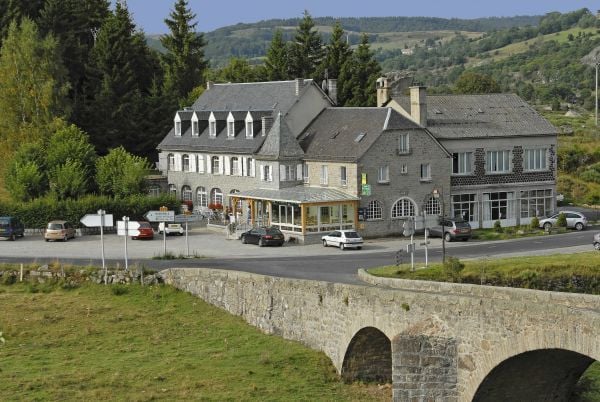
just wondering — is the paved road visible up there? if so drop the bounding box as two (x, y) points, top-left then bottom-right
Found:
(0, 228), (595, 284)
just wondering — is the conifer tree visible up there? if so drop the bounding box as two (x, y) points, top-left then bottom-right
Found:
(321, 22), (351, 80)
(288, 11), (324, 79)
(161, 0), (208, 101)
(265, 29), (290, 81)
(338, 33), (381, 106)
(0, 0), (45, 42)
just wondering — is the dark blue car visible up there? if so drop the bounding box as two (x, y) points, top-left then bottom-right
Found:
(0, 216), (25, 241)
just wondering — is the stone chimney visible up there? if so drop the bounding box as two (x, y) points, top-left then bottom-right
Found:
(327, 79), (337, 105)
(261, 115), (274, 136)
(206, 81), (213, 90)
(410, 86), (427, 127)
(376, 77), (390, 107)
(295, 78), (305, 96)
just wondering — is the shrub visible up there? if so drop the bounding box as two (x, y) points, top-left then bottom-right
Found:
(530, 217), (540, 230)
(111, 285), (129, 296)
(493, 220), (503, 233)
(556, 212), (567, 227)
(443, 257), (465, 282)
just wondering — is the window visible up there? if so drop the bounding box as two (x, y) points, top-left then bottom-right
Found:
(227, 121), (235, 137)
(452, 193), (477, 222)
(366, 200), (383, 220)
(246, 121), (253, 138)
(524, 149), (547, 171)
(303, 163), (309, 183)
(209, 121), (216, 137)
(247, 158), (254, 177)
(169, 184), (176, 196)
(452, 152), (472, 175)
(168, 153), (175, 171)
(280, 165), (295, 181)
(182, 186), (192, 201)
(420, 163), (431, 181)
(391, 198), (415, 218)
(211, 156), (220, 174)
(148, 186), (160, 197)
(196, 186), (207, 207)
(378, 166), (389, 183)
(210, 188), (223, 205)
(520, 189), (552, 218)
(192, 120), (199, 136)
(231, 157), (239, 176)
(182, 154), (190, 172)
(320, 165), (328, 185)
(483, 192), (514, 221)
(340, 166), (347, 186)
(398, 133), (409, 154)
(424, 197), (441, 215)
(486, 150), (511, 173)
(400, 164), (408, 174)
(262, 165), (272, 182)
(175, 120), (181, 136)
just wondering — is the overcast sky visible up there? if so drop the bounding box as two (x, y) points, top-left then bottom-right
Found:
(120, 1), (599, 34)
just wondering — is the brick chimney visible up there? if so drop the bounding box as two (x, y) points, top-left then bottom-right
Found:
(327, 79), (337, 105)
(261, 115), (274, 136)
(295, 78), (305, 96)
(410, 86), (427, 127)
(376, 77), (390, 107)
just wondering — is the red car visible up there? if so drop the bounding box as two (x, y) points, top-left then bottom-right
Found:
(132, 221), (154, 240)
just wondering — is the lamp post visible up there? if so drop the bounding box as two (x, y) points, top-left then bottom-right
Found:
(596, 59), (600, 126)
(432, 189), (446, 263)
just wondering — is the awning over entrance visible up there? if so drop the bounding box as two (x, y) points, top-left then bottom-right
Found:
(231, 186), (358, 204)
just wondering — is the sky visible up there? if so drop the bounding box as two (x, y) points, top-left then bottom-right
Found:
(119, 0), (600, 34)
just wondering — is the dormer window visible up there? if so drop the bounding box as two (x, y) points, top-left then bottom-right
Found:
(174, 114), (182, 136)
(191, 113), (199, 136)
(209, 112), (216, 137)
(227, 112), (235, 138)
(245, 112), (253, 138)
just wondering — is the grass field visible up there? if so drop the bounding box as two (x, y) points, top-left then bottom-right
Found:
(0, 282), (388, 401)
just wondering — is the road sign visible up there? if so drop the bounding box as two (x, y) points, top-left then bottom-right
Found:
(174, 213), (203, 222)
(144, 210), (174, 222)
(80, 213), (114, 227)
(117, 220), (141, 236)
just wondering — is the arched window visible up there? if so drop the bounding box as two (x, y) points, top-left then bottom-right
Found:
(210, 188), (223, 205)
(169, 184), (177, 196)
(148, 186), (160, 197)
(391, 198), (415, 218)
(196, 186), (207, 207)
(168, 153), (175, 170)
(424, 197), (441, 215)
(182, 154), (190, 172)
(366, 200), (383, 220)
(182, 185), (192, 202)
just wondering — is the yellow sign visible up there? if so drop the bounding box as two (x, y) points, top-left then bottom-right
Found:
(159, 205), (168, 212)
(361, 173), (367, 185)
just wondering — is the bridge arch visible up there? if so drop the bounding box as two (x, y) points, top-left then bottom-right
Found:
(341, 327), (392, 383)
(473, 348), (596, 401)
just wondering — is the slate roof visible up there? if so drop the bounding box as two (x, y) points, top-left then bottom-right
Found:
(231, 186), (358, 204)
(395, 94), (558, 139)
(256, 113), (304, 161)
(192, 80), (317, 113)
(299, 107), (421, 162)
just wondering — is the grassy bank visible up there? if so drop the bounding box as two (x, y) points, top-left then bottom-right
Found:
(0, 282), (388, 401)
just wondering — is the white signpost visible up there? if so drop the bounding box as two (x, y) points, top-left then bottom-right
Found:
(117, 218), (140, 271)
(80, 210), (113, 284)
(144, 209), (174, 255)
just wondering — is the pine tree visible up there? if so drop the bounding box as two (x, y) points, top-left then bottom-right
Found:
(288, 11), (324, 79)
(321, 22), (351, 80)
(265, 29), (289, 81)
(0, 0), (45, 43)
(161, 0), (208, 100)
(338, 34), (381, 106)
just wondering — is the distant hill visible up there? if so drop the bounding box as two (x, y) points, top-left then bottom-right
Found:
(147, 15), (542, 67)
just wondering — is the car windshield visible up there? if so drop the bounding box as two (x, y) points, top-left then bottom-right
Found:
(48, 223), (63, 230)
(344, 231), (360, 238)
(265, 229), (282, 235)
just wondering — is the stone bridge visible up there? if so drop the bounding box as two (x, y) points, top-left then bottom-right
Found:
(162, 268), (600, 401)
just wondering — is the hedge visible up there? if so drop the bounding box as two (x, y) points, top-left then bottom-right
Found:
(0, 194), (180, 229)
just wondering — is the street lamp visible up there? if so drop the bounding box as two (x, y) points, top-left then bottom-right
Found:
(596, 58), (600, 126)
(432, 189), (446, 263)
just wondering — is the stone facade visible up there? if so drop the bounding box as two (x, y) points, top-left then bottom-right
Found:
(162, 268), (600, 402)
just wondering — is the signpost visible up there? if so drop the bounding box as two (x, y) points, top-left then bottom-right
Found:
(117, 218), (140, 271)
(144, 208), (174, 255)
(80, 210), (113, 284)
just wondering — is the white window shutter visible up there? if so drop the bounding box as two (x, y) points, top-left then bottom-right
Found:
(198, 155), (205, 173)
(268, 165), (273, 182)
(242, 157), (247, 176)
(224, 156), (230, 175)
(175, 154), (182, 171)
(250, 159), (255, 177)
(237, 157), (243, 176)
(259, 164), (265, 181)
(206, 155), (212, 174)
(219, 156), (224, 174)
(189, 154), (197, 172)
(297, 164), (302, 180)
(280, 165), (286, 181)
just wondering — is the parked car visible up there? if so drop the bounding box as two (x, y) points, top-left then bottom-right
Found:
(0, 216), (24, 241)
(44, 220), (76, 242)
(538, 211), (588, 231)
(240, 227), (284, 247)
(594, 233), (600, 250)
(322, 230), (364, 250)
(428, 218), (472, 242)
(158, 222), (184, 236)
(132, 221), (154, 240)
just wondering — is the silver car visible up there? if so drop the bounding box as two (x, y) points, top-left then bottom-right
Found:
(322, 230), (363, 250)
(594, 233), (600, 250)
(538, 211), (587, 231)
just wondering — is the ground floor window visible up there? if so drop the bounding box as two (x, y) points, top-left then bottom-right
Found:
(196, 186), (207, 208)
(169, 184), (176, 196)
(182, 185), (192, 202)
(483, 192), (515, 221)
(366, 200), (383, 220)
(210, 188), (223, 206)
(391, 198), (415, 218)
(520, 189), (553, 218)
(148, 186), (160, 197)
(424, 197), (441, 216)
(451, 193), (477, 221)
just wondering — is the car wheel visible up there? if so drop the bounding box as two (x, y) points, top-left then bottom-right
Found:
(444, 232), (452, 242)
(595, 242), (600, 251)
(543, 222), (552, 231)
(340, 243), (345, 250)
(575, 222), (584, 231)
(278, 242), (283, 247)
(45, 238), (49, 242)
(63, 235), (68, 242)
(9, 234), (15, 241)
(357, 246), (362, 250)
(241, 235), (247, 244)
(322, 239), (327, 247)
(258, 238), (265, 247)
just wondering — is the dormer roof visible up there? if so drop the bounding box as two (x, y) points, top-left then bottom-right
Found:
(256, 113), (304, 161)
